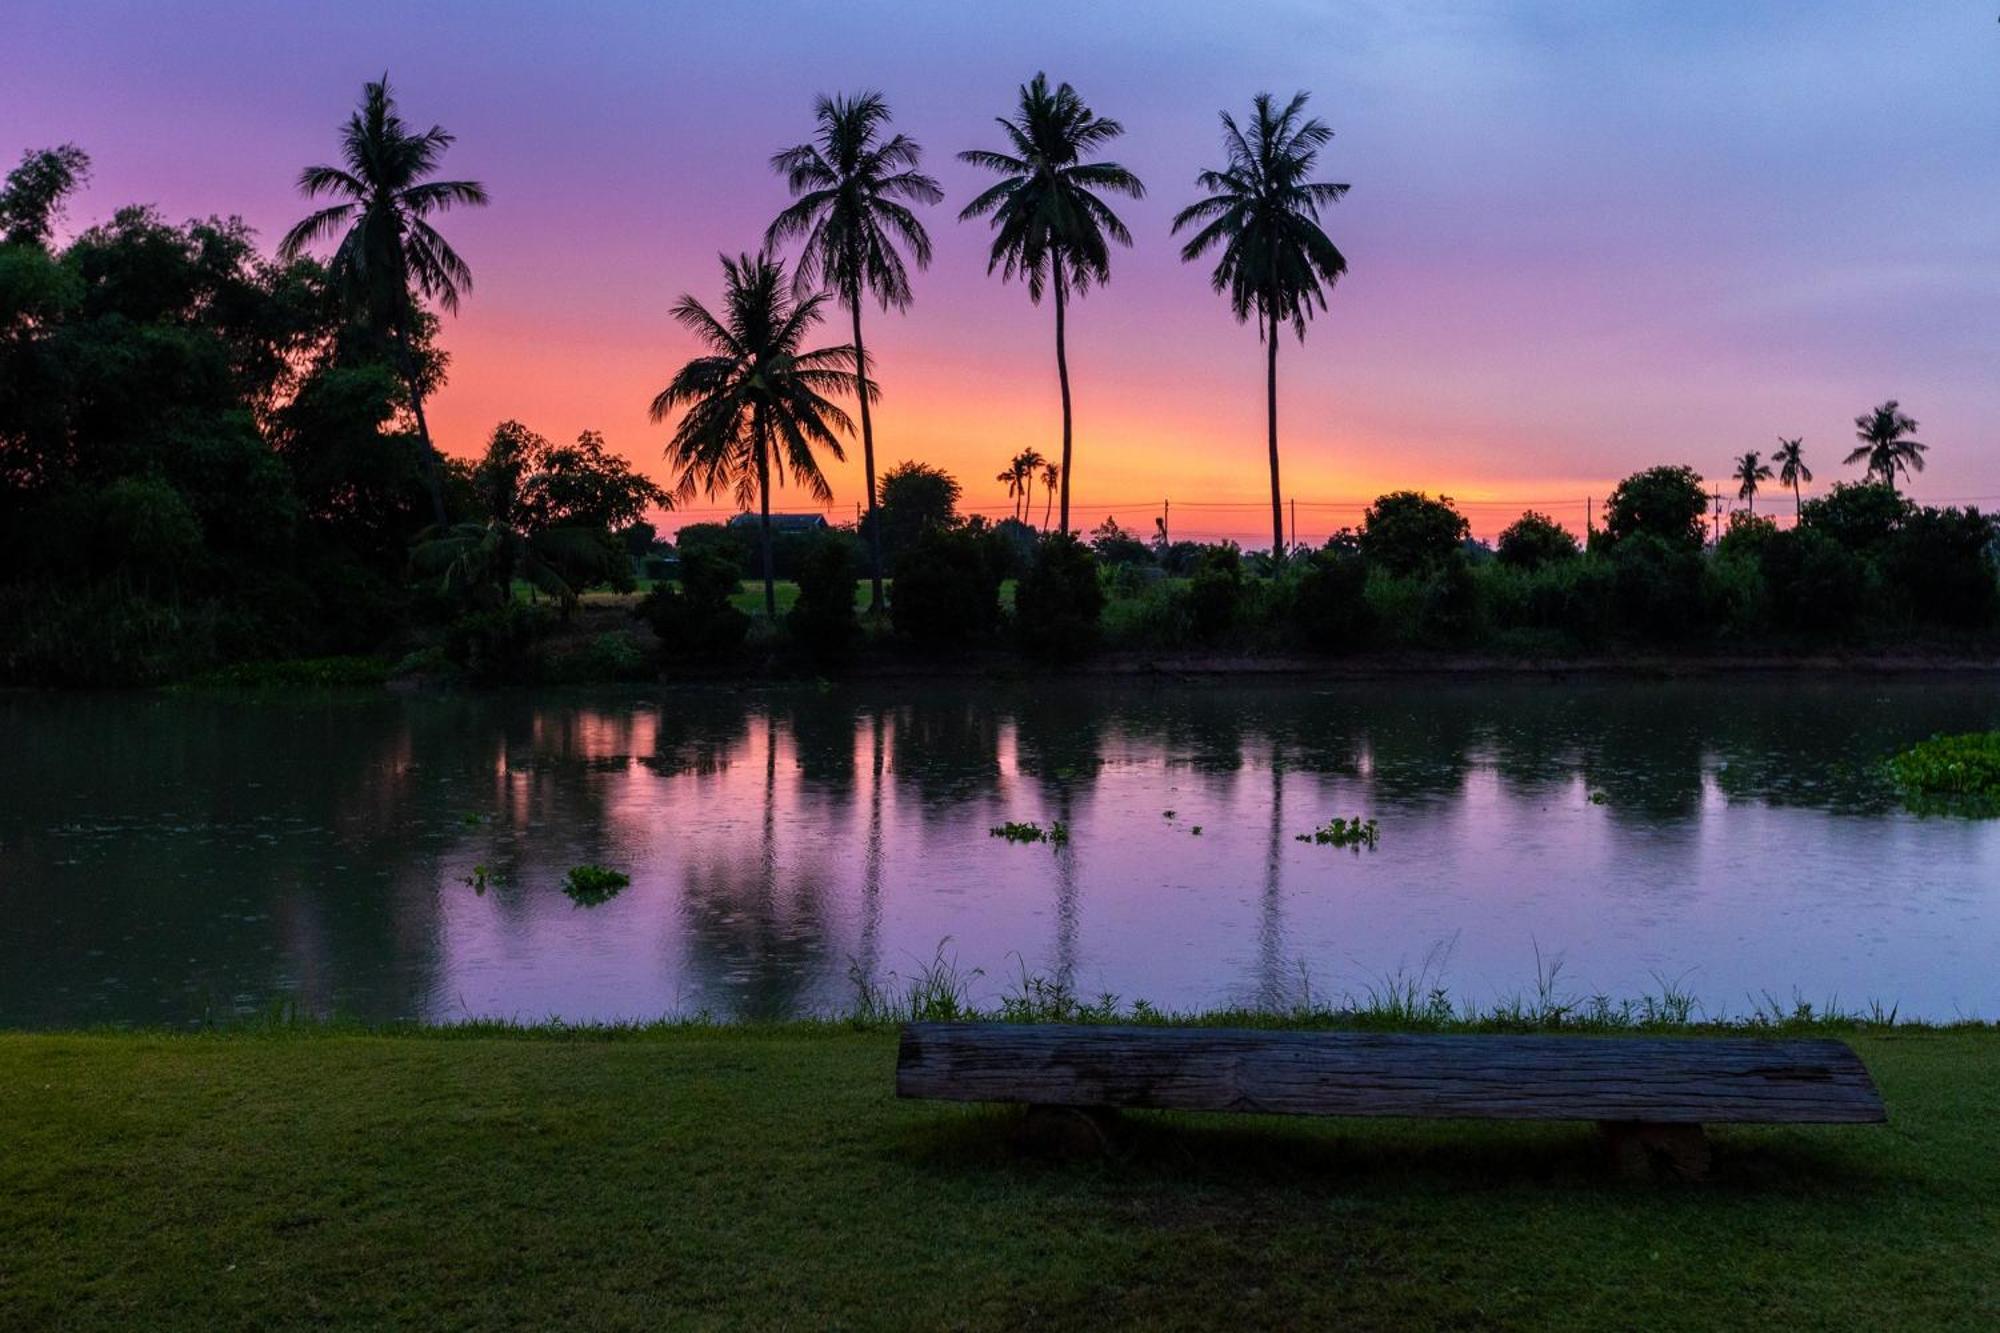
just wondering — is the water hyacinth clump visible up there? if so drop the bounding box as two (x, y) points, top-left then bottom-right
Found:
(1297, 816), (1380, 850)
(1887, 732), (2000, 814)
(562, 864), (631, 906)
(989, 820), (1071, 846)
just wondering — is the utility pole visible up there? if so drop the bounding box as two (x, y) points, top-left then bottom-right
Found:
(1289, 498), (1297, 553)
(1162, 497), (1170, 545)
(1711, 488), (1723, 546)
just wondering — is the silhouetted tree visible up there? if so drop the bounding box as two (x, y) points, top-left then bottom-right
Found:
(1845, 400), (1926, 493)
(650, 252), (866, 616)
(1732, 450), (1772, 514)
(1773, 437), (1811, 518)
(0, 144), (90, 247)
(960, 73), (1144, 534)
(280, 78), (488, 527)
(1173, 92), (1349, 557)
(766, 92), (941, 612)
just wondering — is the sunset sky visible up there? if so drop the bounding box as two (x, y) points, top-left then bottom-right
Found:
(8, 1), (1997, 543)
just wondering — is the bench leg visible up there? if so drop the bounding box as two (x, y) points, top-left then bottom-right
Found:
(1018, 1104), (1123, 1158)
(1598, 1120), (1710, 1180)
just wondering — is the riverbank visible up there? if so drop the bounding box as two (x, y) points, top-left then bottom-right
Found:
(3, 1025), (1993, 1329)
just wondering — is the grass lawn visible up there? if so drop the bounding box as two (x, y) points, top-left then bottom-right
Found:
(2, 1028), (1994, 1329)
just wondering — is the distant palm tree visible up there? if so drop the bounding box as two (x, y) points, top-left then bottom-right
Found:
(1733, 450), (1773, 514)
(1012, 447), (1046, 523)
(960, 73), (1145, 534)
(1845, 400), (1927, 493)
(1041, 463), (1060, 530)
(280, 76), (488, 527)
(766, 92), (941, 613)
(650, 252), (868, 616)
(997, 455), (1029, 521)
(1174, 91), (1349, 558)
(1773, 437), (1811, 518)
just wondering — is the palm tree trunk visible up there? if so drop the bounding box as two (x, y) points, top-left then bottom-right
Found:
(392, 321), (450, 528)
(1053, 259), (1073, 535)
(756, 418), (776, 618)
(1042, 483), (1052, 531)
(1266, 307), (1283, 559)
(848, 295), (884, 613)
(1793, 480), (1801, 520)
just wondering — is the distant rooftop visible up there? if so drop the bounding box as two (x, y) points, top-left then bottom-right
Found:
(726, 513), (829, 532)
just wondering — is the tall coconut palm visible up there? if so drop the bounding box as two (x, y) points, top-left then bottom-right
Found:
(766, 92), (941, 612)
(1845, 400), (1927, 493)
(1012, 447), (1046, 523)
(1732, 450), (1772, 514)
(1773, 437), (1810, 518)
(960, 73), (1145, 534)
(1040, 462), (1060, 530)
(997, 455), (1029, 521)
(280, 76), (488, 527)
(650, 252), (868, 616)
(1173, 92), (1349, 558)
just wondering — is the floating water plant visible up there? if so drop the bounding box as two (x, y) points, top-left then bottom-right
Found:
(562, 864), (630, 906)
(1296, 816), (1379, 850)
(989, 820), (1070, 847)
(463, 864), (501, 894)
(1887, 732), (2000, 815)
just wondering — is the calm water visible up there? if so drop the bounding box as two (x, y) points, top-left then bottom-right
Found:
(3, 679), (1997, 1027)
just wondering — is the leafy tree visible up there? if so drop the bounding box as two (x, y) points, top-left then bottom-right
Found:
(889, 523), (1005, 646)
(871, 459), (960, 561)
(279, 77), (489, 526)
(1883, 507), (1997, 627)
(1801, 481), (1910, 555)
(0, 144), (91, 247)
(1014, 532), (1104, 660)
(1601, 465), (1706, 552)
(1757, 527), (1866, 636)
(1732, 450), (1772, 514)
(649, 251), (866, 617)
(766, 92), (941, 611)
(959, 73), (1145, 534)
(1845, 400), (1927, 493)
(1173, 92), (1349, 557)
(787, 531), (862, 658)
(1773, 437), (1811, 517)
(1359, 492), (1470, 576)
(1089, 516), (1152, 566)
(1495, 511), (1579, 570)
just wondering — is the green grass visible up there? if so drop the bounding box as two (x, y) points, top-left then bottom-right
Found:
(3, 1026), (1995, 1328)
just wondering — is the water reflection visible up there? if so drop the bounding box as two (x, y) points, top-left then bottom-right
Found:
(3, 678), (1998, 1027)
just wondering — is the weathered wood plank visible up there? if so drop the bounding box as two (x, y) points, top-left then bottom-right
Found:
(896, 1024), (1886, 1124)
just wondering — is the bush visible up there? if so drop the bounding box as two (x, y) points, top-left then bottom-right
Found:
(1291, 549), (1372, 651)
(1607, 533), (1706, 639)
(1359, 492), (1469, 576)
(1479, 558), (1616, 647)
(1495, 511), (1579, 570)
(1602, 465), (1707, 552)
(1758, 528), (1868, 636)
(1715, 512), (1778, 562)
(890, 525), (1004, 647)
(786, 532), (861, 659)
(1014, 534), (1104, 661)
(1416, 560), (1479, 647)
(445, 602), (557, 681)
(1186, 543), (1244, 642)
(1089, 517), (1154, 567)
(1802, 482), (1909, 556)
(637, 546), (749, 655)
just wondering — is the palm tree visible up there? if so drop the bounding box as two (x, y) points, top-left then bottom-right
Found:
(1012, 447), (1046, 523)
(650, 252), (868, 616)
(1845, 400), (1927, 493)
(1173, 92), (1349, 558)
(1773, 437), (1810, 518)
(1040, 463), (1060, 530)
(1732, 450), (1772, 514)
(766, 92), (941, 612)
(997, 455), (1029, 521)
(960, 73), (1145, 534)
(280, 76), (488, 527)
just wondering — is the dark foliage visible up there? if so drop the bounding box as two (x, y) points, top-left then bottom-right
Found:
(889, 524), (1004, 647)
(1496, 511), (1580, 570)
(786, 532), (862, 658)
(1014, 534), (1104, 660)
(1601, 465), (1707, 552)
(1291, 549), (1372, 651)
(637, 545), (749, 656)
(1359, 492), (1469, 577)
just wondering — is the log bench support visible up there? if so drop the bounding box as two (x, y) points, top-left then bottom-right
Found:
(897, 1023), (1886, 1180)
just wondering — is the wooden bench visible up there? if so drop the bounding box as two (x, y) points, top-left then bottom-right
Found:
(896, 1023), (1886, 1177)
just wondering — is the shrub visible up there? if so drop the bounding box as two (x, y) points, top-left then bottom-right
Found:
(786, 532), (861, 659)
(890, 524), (1004, 647)
(1359, 492), (1470, 576)
(1478, 558), (1616, 647)
(1715, 512), (1778, 562)
(1089, 517), (1154, 567)
(1291, 549), (1372, 651)
(1607, 533), (1706, 639)
(1602, 465), (1707, 552)
(445, 602), (557, 681)
(1014, 534), (1104, 661)
(1186, 543), (1244, 642)
(1758, 528), (1868, 636)
(1416, 559), (1479, 646)
(637, 545), (749, 655)
(1495, 511), (1578, 570)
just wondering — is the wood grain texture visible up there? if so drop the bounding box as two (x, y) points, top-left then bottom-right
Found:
(896, 1024), (1887, 1124)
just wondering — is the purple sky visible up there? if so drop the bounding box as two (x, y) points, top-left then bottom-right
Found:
(8, 1), (1997, 541)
